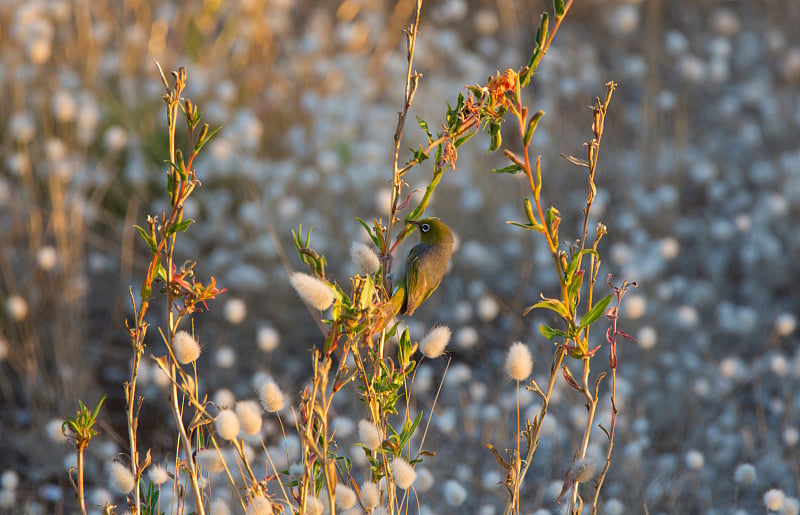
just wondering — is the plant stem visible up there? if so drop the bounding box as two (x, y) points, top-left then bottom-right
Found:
(76, 448), (87, 515)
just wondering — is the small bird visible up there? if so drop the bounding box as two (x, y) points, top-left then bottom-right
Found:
(385, 217), (454, 321)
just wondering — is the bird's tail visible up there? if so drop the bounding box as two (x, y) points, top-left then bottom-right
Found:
(370, 287), (404, 334)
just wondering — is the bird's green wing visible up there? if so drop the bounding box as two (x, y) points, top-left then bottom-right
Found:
(403, 245), (430, 316)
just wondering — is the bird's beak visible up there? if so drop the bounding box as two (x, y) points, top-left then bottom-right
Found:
(408, 220), (421, 228)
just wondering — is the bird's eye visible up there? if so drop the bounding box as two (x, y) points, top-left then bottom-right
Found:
(421, 223), (430, 233)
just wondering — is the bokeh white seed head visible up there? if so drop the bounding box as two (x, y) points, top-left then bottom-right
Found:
(196, 448), (225, 474)
(0, 470), (19, 491)
(764, 488), (786, 512)
(210, 498), (231, 515)
(257, 325), (280, 352)
(5, 295), (28, 321)
(224, 298), (247, 324)
(245, 495), (273, 515)
(444, 479), (467, 506)
(213, 388), (236, 409)
(415, 466), (434, 493)
(215, 346), (236, 369)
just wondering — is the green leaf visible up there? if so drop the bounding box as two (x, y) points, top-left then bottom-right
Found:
(554, 0), (565, 17)
(579, 294), (614, 329)
(166, 168), (174, 196)
(194, 125), (221, 154)
(134, 225), (157, 254)
(492, 164), (522, 174)
(566, 269), (583, 304)
(488, 122), (502, 153)
(453, 92), (465, 132)
(523, 197), (536, 225)
(413, 145), (429, 164)
(536, 12), (550, 50)
(166, 219), (194, 236)
(507, 220), (546, 232)
(155, 259), (167, 283)
(524, 110), (545, 147)
(355, 217), (380, 248)
(398, 411), (423, 449)
(398, 327), (415, 367)
(524, 298), (569, 319)
(140, 282), (151, 303)
(417, 116), (433, 142)
(445, 100), (454, 127)
(359, 275), (374, 311)
(454, 130), (476, 148)
(175, 150), (188, 180)
(521, 13), (549, 88)
(540, 325), (568, 340)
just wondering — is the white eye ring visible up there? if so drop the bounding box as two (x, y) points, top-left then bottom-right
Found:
(421, 223), (431, 232)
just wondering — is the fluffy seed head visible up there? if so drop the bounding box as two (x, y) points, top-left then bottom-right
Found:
(444, 479), (467, 506)
(224, 298), (247, 324)
(420, 325), (451, 358)
(734, 463), (757, 485)
(416, 467), (434, 492)
(775, 313), (797, 336)
(351, 242), (380, 276)
(289, 272), (335, 311)
(5, 295), (28, 321)
(236, 400), (263, 435)
(245, 495), (273, 515)
(196, 448), (225, 474)
(390, 457), (416, 490)
(214, 388), (236, 409)
(0, 490), (15, 509)
(685, 449), (704, 470)
(46, 418), (68, 443)
(304, 495), (323, 515)
(361, 481), (380, 510)
(784, 427), (799, 446)
(1, 470), (19, 490)
(107, 462), (135, 494)
(257, 326), (280, 352)
(215, 409), (241, 441)
(784, 497), (800, 515)
(335, 484), (357, 509)
(210, 499), (232, 515)
(764, 489), (786, 511)
(358, 419), (382, 450)
(570, 458), (595, 483)
(505, 341), (533, 381)
(147, 464), (169, 485)
(257, 378), (285, 413)
(173, 330), (201, 364)
(215, 346), (236, 369)
(36, 246), (58, 270)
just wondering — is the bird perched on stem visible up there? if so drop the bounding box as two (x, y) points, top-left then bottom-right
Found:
(375, 218), (454, 331)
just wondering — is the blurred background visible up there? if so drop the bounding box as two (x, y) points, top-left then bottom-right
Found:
(2, 0), (800, 513)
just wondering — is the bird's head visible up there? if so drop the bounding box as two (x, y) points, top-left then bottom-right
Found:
(409, 217), (454, 247)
